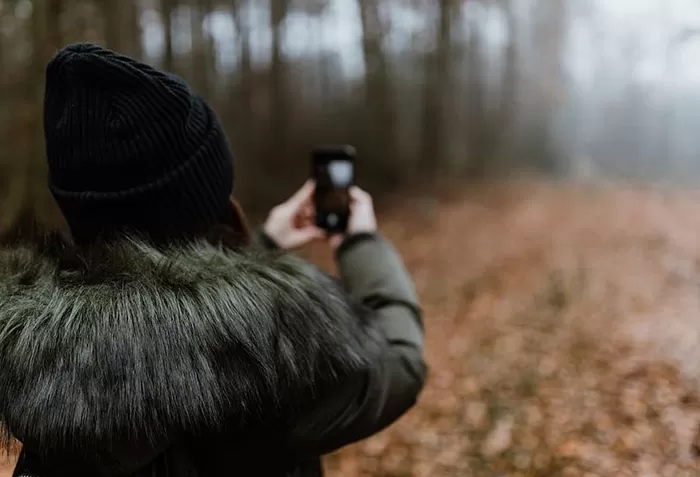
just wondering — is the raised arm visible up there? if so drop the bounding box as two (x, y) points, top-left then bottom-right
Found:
(256, 183), (426, 458)
(285, 231), (426, 457)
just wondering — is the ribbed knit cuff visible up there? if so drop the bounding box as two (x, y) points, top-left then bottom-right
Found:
(334, 232), (378, 260)
(254, 228), (280, 251)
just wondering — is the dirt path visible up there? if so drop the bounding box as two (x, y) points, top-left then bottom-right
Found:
(4, 183), (700, 476)
(321, 183), (700, 476)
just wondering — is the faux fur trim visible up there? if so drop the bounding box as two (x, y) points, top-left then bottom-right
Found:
(0, 237), (383, 452)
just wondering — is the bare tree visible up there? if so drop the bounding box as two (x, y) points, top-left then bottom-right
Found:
(190, 0), (210, 94)
(228, 0), (257, 202)
(161, 0), (175, 72)
(467, 0), (519, 175)
(100, 1), (142, 57)
(357, 0), (399, 184)
(1, 0), (65, 233)
(463, 5), (488, 176)
(527, 0), (567, 173)
(268, 0), (291, 161)
(497, 0), (518, 138)
(418, 0), (454, 179)
(231, 0), (255, 142)
(101, 0), (123, 51)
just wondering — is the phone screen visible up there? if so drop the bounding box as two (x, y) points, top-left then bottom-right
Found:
(312, 146), (355, 233)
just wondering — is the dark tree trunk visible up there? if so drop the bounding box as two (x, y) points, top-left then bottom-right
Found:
(161, 0), (175, 72)
(418, 0), (453, 180)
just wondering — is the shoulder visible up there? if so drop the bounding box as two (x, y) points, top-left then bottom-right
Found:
(0, 236), (388, 451)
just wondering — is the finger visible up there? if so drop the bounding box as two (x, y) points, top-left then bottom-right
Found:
(296, 215), (314, 230)
(287, 180), (316, 208)
(300, 203), (314, 219)
(349, 186), (371, 203)
(290, 226), (325, 244)
(328, 234), (344, 250)
(293, 203), (315, 228)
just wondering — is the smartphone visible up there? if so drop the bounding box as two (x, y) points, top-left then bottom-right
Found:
(311, 145), (356, 234)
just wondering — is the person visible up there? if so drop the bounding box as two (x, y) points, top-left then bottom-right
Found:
(0, 43), (426, 477)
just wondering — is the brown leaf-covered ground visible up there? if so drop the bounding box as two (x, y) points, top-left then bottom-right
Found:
(318, 182), (700, 477)
(3, 182), (700, 476)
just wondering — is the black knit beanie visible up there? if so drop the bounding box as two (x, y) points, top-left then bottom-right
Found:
(44, 43), (234, 244)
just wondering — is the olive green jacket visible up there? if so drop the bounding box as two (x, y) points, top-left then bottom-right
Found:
(0, 231), (426, 477)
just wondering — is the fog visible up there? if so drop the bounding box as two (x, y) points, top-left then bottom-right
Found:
(135, 0), (700, 183)
(2, 0), (700, 231)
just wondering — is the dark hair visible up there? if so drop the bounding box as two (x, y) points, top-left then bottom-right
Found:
(203, 199), (252, 250)
(0, 199), (252, 254)
(0, 208), (69, 248)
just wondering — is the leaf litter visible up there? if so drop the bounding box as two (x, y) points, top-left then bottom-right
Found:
(3, 182), (700, 476)
(317, 182), (700, 477)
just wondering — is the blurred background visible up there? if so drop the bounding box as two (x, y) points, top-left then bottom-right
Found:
(4, 1), (700, 476)
(2, 0), (700, 231)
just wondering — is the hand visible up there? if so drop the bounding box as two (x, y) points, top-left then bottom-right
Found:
(263, 180), (325, 250)
(329, 186), (378, 249)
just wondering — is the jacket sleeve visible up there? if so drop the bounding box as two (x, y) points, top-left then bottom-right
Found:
(286, 232), (427, 458)
(251, 228), (280, 251)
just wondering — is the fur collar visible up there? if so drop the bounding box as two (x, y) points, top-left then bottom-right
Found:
(0, 237), (382, 453)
